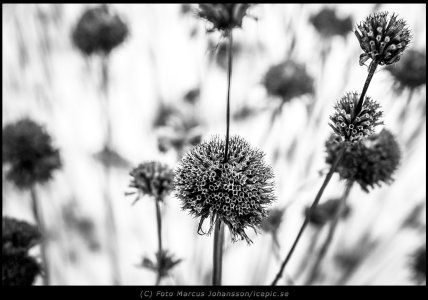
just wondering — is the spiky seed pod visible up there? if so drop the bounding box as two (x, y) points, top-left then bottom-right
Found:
(128, 162), (174, 202)
(141, 250), (182, 279)
(354, 12), (411, 66)
(310, 7), (353, 38)
(325, 129), (401, 192)
(174, 135), (276, 244)
(387, 49), (426, 93)
(198, 4), (252, 32)
(263, 60), (314, 103)
(2, 118), (62, 189)
(72, 4), (128, 56)
(411, 245), (426, 284)
(2, 252), (41, 286)
(329, 92), (383, 143)
(2, 217), (40, 254)
(305, 199), (350, 227)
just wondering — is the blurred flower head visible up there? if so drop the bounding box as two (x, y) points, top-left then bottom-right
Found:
(306, 198), (350, 227)
(411, 245), (426, 284)
(2, 252), (41, 286)
(263, 60), (314, 103)
(128, 161), (174, 202)
(72, 4), (129, 56)
(198, 4), (252, 32)
(325, 129), (401, 192)
(329, 92), (383, 144)
(208, 37), (244, 70)
(2, 217), (40, 254)
(355, 12), (411, 66)
(261, 208), (284, 235)
(310, 7), (353, 39)
(387, 49), (426, 93)
(2, 118), (62, 189)
(141, 250), (182, 279)
(174, 135), (276, 243)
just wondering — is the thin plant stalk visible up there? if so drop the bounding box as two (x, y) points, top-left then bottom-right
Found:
(155, 198), (163, 285)
(271, 147), (345, 286)
(305, 181), (353, 285)
(30, 186), (50, 285)
(355, 60), (378, 117)
(212, 220), (225, 286)
(223, 30), (233, 163)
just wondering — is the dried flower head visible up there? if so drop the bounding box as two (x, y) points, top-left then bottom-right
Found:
(141, 250), (182, 279)
(198, 4), (252, 32)
(329, 92), (383, 143)
(174, 135), (276, 243)
(72, 4), (128, 56)
(411, 245), (426, 284)
(2, 217), (40, 254)
(306, 199), (350, 227)
(325, 129), (401, 192)
(2, 118), (62, 189)
(263, 60), (314, 103)
(127, 162), (174, 202)
(355, 12), (411, 66)
(310, 7), (353, 38)
(2, 252), (41, 286)
(387, 49), (426, 93)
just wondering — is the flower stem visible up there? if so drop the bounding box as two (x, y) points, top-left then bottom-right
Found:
(213, 220), (225, 286)
(305, 180), (353, 285)
(355, 60), (378, 117)
(155, 198), (163, 285)
(223, 30), (233, 163)
(271, 146), (345, 286)
(30, 186), (50, 285)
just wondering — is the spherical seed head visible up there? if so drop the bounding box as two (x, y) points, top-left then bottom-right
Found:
(310, 7), (353, 38)
(128, 161), (174, 202)
(2, 253), (41, 286)
(72, 5), (128, 56)
(2, 118), (62, 189)
(412, 245), (426, 284)
(174, 135), (276, 244)
(387, 49), (426, 93)
(329, 92), (383, 143)
(2, 217), (40, 254)
(263, 60), (314, 103)
(354, 12), (411, 66)
(198, 4), (252, 32)
(305, 198), (350, 227)
(325, 129), (401, 192)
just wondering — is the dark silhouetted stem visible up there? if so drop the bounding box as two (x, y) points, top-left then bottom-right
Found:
(223, 30), (233, 163)
(30, 186), (50, 285)
(355, 60), (378, 117)
(155, 198), (163, 285)
(213, 220), (225, 286)
(271, 147), (345, 286)
(305, 181), (353, 285)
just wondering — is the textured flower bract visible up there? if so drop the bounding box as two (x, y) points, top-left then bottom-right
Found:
(174, 135), (276, 244)
(355, 12), (411, 66)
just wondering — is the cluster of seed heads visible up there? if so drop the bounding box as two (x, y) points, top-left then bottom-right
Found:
(174, 136), (275, 243)
(128, 162), (174, 202)
(329, 92), (383, 143)
(355, 12), (411, 66)
(198, 4), (252, 32)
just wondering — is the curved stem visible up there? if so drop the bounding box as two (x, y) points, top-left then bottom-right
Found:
(355, 60), (378, 117)
(305, 181), (353, 285)
(271, 146), (345, 286)
(212, 220), (225, 286)
(30, 186), (50, 285)
(223, 30), (233, 163)
(155, 199), (163, 285)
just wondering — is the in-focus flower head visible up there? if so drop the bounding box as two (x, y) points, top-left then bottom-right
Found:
(263, 60), (314, 103)
(329, 92), (383, 143)
(141, 250), (182, 279)
(2, 253), (41, 286)
(174, 135), (276, 244)
(2, 118), (62, 189)
(411, 245), (426, 284)
(2, 217), (40, 254)
(310, 7), (353, 38)
(127, 162), (174, 202)
(198, 4), (252, 32)
(72, 4), (129, 56)
(305, 198), (350, 227)
(387, 49), (426, 93)
(325, 129), (401, 192)
(355, 12), (411, 66)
